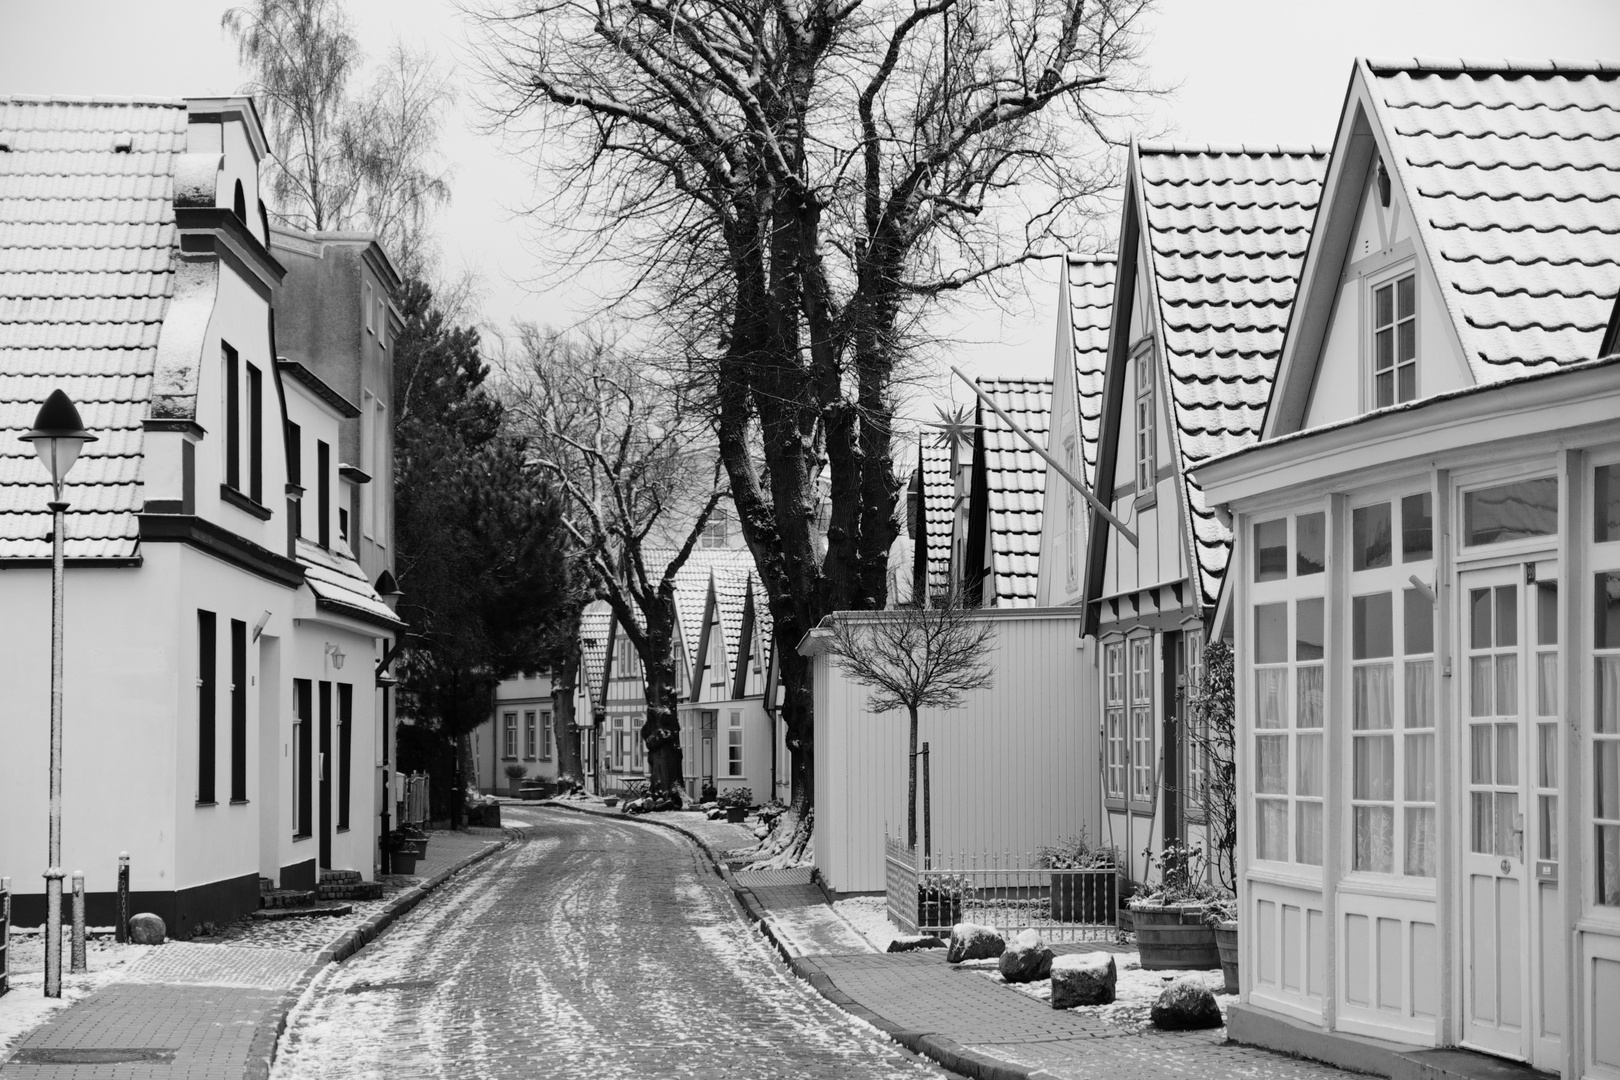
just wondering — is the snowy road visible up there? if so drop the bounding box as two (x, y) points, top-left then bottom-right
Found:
(269, 806), (949, 1079)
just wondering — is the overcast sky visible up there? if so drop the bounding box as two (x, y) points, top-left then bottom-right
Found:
(2, 0), (1615, 411)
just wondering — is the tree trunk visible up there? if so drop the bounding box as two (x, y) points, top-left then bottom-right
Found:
(907, 704), (919, 851)
(551, 643), (585, 787)
(640, 608), (684, 798)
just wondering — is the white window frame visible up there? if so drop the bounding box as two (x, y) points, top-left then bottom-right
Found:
(1103, 640), (1127, 803)
(1128, 635), (1155, 808)
(1367, 262), (1417, 410)
(1134, 343), (1156, 500)
(541, 712), (554, 761)
(524, 710), (537, 759)
(502, 711), (518, 760)
(727, 710), (743, 777)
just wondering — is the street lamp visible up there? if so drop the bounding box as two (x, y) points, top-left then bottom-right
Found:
(19, 389), (96, 999)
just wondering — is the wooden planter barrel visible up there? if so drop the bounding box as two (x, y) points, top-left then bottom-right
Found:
(1131, 905), (1220, 970)
(1214, 921), (1239, 993)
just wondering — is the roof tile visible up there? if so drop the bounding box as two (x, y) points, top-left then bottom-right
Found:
(976, 378), (1052, 607)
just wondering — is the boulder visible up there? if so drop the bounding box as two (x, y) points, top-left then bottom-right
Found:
(945, 922), (1005, 963)
(1150, 976), (1224, 1030)
(998, 929), (1055, 983)
(1050, 951), (1117, 1007)
(886, 935), (946, 953)
(128, 912), (166, 945)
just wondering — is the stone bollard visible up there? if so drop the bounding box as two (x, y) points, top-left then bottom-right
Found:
(116, 854), (130, 945)
(128, 912), (166, 946)
(70, 872), (86, 974)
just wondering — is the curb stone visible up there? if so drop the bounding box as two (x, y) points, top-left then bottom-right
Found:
(540, 801), (1053, 1080)
(242, 830), (517, 1080)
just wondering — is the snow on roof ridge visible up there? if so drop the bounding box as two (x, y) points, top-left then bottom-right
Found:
(0, 94), (189, 108)
(1137, 140), (1329, 158)
(1065, 251), (1117, 264)
(1363, 56), (1620, 77)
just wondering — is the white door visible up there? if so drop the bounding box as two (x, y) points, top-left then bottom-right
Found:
(1459, 565), (1563, 1067)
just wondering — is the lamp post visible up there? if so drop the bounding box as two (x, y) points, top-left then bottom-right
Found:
(19, 389), (96, 999)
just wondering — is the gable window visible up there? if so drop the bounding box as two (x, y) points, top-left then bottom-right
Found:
(1372, 272), (1416, 408)
(701, 509), (729, 548)
(1134, 346), (1156, 497)
(728, 710), (743, 777)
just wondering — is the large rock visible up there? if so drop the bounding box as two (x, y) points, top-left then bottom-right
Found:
(128, 912), (166, 945)
(887, 935), (946, 953)
(1150, 976), (1224, 1030)
(998, 929), (1055, 983)
(1050, 951), (1117, 1007)
(945, 922), (1005, 963)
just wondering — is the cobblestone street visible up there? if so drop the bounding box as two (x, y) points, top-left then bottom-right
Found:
(269, 807), (948, 1079)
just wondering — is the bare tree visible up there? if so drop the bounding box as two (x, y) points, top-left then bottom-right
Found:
(823, 593), (995, 850)
(476, 0), (1153, 818)
(223, 0), (453, 278)
(506, 327), (725, 797)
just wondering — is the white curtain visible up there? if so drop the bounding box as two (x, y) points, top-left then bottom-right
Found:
(1598, 656), (1620, 735)
(1355, 805), (1395, 873)
(1256, 734), (1287, 794)
(1354, 663), (1394, 730)
(1405, 807), (1436, 877)
(1405, 660), (1433, 729)
(1296, 801), (1323, 866)
(1297, 665), (1324, 728)
(1257, 798), (1288, 862)
(1256, 669), (1286, 729)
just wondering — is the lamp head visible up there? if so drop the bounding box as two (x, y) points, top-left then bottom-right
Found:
(19, 390), (97, 490)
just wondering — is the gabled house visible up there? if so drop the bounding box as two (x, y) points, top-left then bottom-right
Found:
(1192, 60), (1620, 1078)
(1082, 141), (1326, 883)
(681, 559), (775, 800)
(957, 378), (1053, 606)
(1036, 254), (1115, 608)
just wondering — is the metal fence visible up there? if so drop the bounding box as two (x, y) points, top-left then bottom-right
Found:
(1, 876), (10, 996)
(884, 837), (1120, 942)
(400, 773), (431, 826)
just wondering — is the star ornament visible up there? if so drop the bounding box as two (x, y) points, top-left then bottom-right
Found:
(924, 403), (977, 454)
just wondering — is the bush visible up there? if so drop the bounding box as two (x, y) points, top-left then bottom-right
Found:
(715, 787), (753, 809)
(1036, 827), (1121, 870)
(504, 763), (528, 780)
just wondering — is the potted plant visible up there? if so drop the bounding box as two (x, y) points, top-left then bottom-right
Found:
(504, 763), (528, 798)
(1207, 898), (1239, 993)
(387, 831), (421, 875)
(917, 873), (966, 932)
(716, 787), (752, 823)
(1037, 829), (1121, 924)
(1126, 841), (1221, 970)
(397, 823), (429, 857)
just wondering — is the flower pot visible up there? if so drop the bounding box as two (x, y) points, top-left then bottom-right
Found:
(1214, 920), (1239, 993)
(725, 806), (747, 823)
(392, 850), (419, 875)
(917, 888), (962, 932)
(509, 780), (524, 798)
(604, 797), (619, 808)
(1049, 869), (1118, 924)
(1131, 905), (1220, 970)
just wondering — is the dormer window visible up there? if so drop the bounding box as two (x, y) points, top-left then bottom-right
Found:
(1134, 343), (1156, 498)
(1373, 272), (1416, 408)
(700, 508), (729, 548)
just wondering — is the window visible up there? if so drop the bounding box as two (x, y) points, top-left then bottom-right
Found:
(524, 710), (537, 759)
(373, 399), (388, 547)
(1464, 478), (1558, 546)
(317, 441), (331, 548)
(364, 281), (375, 334)
(1254, 518), (1287, 582)
(1134, 346), (1156, 496)
(1254, 601), (1288, 860)
(337, 684), (352, 830)
(1596, 570), (1620, 906)
(339, 506), (349, 545)
(632, 717), (644, 771)
(287, 421), (303, 538)
(613, 715), (628, 770)
(541, 713), (553, 760)
(230, 618), (247, 802)
(247, 363), (263, 503)
(1064, 435), (1079, 588)
(503, 711), (517, 759)
(1104, 642), (1126, 801)
(1372, 272), (1416, 407)
(1183, 629), (1210, 817)
(223, 343), (240, 490)
(701, 509), (729, 548)
(293, 679), (312, 837)
(198, 610), (217, 804)
(728, 711), (743, 777)
(1596, 465), (1620, 543)
(1129, 637), (1154, 804)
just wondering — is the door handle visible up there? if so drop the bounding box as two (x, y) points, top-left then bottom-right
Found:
(1512, 812), (1525, 861)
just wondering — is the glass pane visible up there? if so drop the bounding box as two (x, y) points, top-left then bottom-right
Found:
(1354, 733), (1395, 799)
(1254, 518), (1288, 581)
(1599, 741), (1620, 820)
(1406, 660), (1434, 728)
(1497, 654), (1518, 716)
(1405, 587), (1434, 655)
(1354, 664), (1394, 729)
(1599, 655), (1620, 735)
(1375, 283), (1393, 328)
(1297, 733), (1323, 797)
(1376, 327), (1393, 371)
(1297, 598), (1324, 660)
(1597, 573), (1620, 651)
(1597, 465), (1620, 544)
(1255, 603), (1287, 664)
(1257, 799), (1288, 862)
(1405, 733), (1435, 800)
(1406, 807), (1436, 877)
(1464, 478), (1559, 545)
(1471, 588), (1492, 649)
(1472, 792), (1495, 854)
(1353, 592), (1393, 659)
(1256, 736), (1287, 794)
(1538, 653), (1558, 717)
(1397, 275), (1414, 319)
(1538, 722), (1558, 788)
(1355, 806), (1395, 873)
(1296, 802), (1324, 866)
(1398, 321), (1416, 366)
(1496, 722), (1519, 785)
(1256, 669), (1286, 728)
(1537, 581), (1558, 646)
(1471, 657), (1494, 717)
(1539, 795), (1558, 861)
(1471, 724), (1493, 784)
(1598, 825), (1620, 906)
(1297, 665), (1324, 729)
(1495, 791), (1520, 859)
(1377, 371), (1393, 409)
(1402, 493), (1433, 562)
(1496, 585), (1518, 647)
(1353, 504), (1393, 571)
(1297, 512), (1326, 576)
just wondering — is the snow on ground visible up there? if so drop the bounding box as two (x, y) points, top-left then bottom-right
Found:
(0, 931), (151, 1061)
(982, 951), (1229, 1031)
(833, 896), (902, 952)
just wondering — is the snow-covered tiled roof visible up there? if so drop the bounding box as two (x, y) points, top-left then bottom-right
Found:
(1137, 143), (1327, 607)
(639, 545), (755, 680)
(712, 558), (752, 681)
(579, 601), (612, 700)
(976, 378), (1052, 606)
(747, 571), (772, 656)
(918, 441), (955, 598)
(1067, 254), (1116, 487)
(0, 97), (189, 559)
(296, 538), (402, 627)
(1364, 59), (1620, 381)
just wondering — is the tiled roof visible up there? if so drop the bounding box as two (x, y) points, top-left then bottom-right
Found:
(1067, 255), (1116, 486)
(296, 538), (402, 627)
(976, 378), (1052, 606)
(1137, 144), (1327, 607)
(1364, 59), (1620, 380)
(640, 545), (755, 680)
(747, 571), (772, 656)
(580, 601), (612, 702)
(0, 98), (188, 559)
(712, 560), (752, 680)
(918, 441), (955, 598)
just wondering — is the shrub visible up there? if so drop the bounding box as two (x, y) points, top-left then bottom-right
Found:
(504, 763), (528, 780)
(715, 787), (753, 809)
(1036, 827), (1121, 870)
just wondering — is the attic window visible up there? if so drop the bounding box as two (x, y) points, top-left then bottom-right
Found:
(1372, 273), (1417, 407)
(113, 133), (134, 153)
